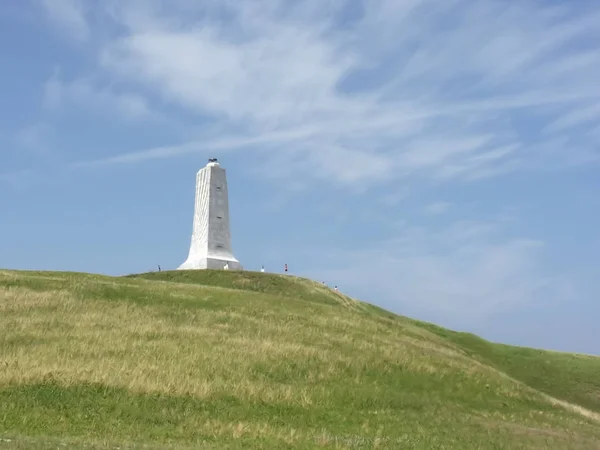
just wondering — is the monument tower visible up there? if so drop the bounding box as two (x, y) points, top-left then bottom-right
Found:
(178, 158), (242, 270)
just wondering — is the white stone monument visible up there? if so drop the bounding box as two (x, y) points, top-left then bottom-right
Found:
(178, 158), (242, 270)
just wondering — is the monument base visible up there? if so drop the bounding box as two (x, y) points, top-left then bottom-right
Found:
(178, 257), (243, 271)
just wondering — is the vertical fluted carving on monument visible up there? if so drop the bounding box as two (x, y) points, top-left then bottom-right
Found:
(189, 169), (210, 258)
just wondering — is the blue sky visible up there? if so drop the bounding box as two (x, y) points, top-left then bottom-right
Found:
(1, 0), (599, 355)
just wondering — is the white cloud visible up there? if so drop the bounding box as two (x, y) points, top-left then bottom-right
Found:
(0, 169), (39, 191)
(101, 27), (353, 128)
(423, 202), (452, 215)
(14, 123), (53, 153)
(543, 102), (600, 134)
(379, 188), (410, 207)
(63, 0), (599, 185)
(30, 0), (600, 188)
(41, 0), (89, 42)
(43, 71), (151, 120)
(306, 219), (551, 321)
(69, 125), (323, 167)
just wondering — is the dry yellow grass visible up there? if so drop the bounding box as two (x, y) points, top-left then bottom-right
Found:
(1, 269), (600, 449)
(1, 283), (519, 399)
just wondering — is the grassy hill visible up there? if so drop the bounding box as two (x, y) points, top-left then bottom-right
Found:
(1, 269), (599, 449)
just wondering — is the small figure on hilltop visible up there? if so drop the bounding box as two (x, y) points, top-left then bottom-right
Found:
(334, 286), (339, 292)
(223, 262), (229, 270)
(158, 265), (161, 272)
(260, 265), (265, 273)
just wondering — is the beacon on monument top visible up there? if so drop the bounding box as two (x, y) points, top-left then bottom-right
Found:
(207, 157), (220, 167)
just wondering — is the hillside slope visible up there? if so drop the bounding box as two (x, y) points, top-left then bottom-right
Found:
(1, 269), (599, 449)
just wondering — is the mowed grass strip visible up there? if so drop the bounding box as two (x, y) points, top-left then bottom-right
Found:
(0, 270), (599, 449)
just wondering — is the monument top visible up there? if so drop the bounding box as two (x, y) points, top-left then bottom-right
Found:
(207, 157), (220, 167)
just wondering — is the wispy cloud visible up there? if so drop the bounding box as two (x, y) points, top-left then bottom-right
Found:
(14, 123), (53, 153)
(69, 125), (322, 167)
(0, 0), (594, 192)
(40, 0), (89, 42)
(423, 202), (452, 216)
(544, 102), (600, 134)
(304, 218), (551, 321)
(33, 0), (595, 187)
(0, 169), (40, 191)
(379, 188), (410, 207)
(43, 70), (152, 120)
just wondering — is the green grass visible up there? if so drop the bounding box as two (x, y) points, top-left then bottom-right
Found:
(420, 323), (600, 414)
(1, 269), (599, 449)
